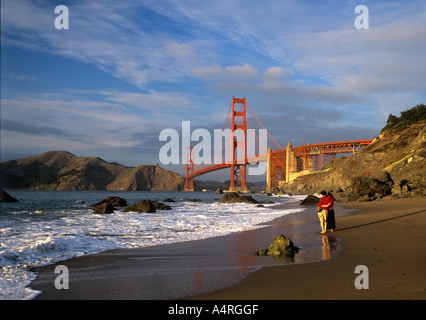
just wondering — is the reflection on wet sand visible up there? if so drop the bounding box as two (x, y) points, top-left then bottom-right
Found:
(321, 235), (338, 260)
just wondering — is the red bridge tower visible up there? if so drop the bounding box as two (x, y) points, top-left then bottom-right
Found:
(229, 97), (247, 192)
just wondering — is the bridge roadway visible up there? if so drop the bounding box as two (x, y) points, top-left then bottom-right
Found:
(186, 139), (373, 180)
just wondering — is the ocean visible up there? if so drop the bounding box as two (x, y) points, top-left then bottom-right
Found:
(0, 190), (306, 300)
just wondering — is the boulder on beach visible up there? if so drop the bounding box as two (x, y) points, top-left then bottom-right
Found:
(123, 200), (156, 213)
(91, 203), (115, 214)
(253, 235), (299, 256)
(0, 188), (18, 202)
(349, 176), (392, 201)
(300, 195), (320, 206)
(218, 192), (258, 204)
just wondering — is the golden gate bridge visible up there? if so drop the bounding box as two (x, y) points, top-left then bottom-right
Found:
(185, 97), (373, 191)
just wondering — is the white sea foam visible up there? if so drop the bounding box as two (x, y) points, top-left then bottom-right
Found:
(0, 191), (305, 300)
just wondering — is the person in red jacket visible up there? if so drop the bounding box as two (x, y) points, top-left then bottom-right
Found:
(317, 190), (334, 233)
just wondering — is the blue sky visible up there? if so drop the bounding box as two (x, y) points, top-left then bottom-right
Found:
(1, 0), (426, 181)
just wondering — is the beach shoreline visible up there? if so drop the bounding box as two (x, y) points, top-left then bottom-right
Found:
(28, 196), (426, 300)
(189, 197), (426, 300)
(29, 199), (333, 300)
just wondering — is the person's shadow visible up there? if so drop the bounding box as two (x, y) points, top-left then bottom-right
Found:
(336, 209), (425, 231)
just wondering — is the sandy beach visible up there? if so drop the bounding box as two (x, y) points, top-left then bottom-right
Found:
(29, 196), (426, 300)
(190, 197), (426, 300)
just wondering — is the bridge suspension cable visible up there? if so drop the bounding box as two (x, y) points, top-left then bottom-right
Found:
(246, 101), (284, 150)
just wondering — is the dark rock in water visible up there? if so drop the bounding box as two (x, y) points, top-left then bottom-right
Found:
(183, 198), (203, 202)
(163, 198), (175, 202)
(124, 200), (156, 213)
(0, 189), (18, 202)
(91, 196), (127, 208)
(218, 192), (258, 204)
(300, 195), (320, 206)
(152, 201), (172, 210)
(215, 188), (223, 194)
(253, 235), (299, 256)
(103, 196), (127, 207)
(91, 203), (115, 214)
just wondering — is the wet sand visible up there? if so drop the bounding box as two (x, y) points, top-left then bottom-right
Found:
(190, 197), (426, 300)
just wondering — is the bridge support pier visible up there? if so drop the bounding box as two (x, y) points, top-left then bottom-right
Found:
(185, 182), (194, 192)
(266, 147), (272, 191)
(285, 143), (294, 183)
(185, 147), (194, 191)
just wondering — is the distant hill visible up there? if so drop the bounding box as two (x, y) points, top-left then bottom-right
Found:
(280, 104), (426, 200)
(0, 151), (185, 191)
(193, 179), (264, 191)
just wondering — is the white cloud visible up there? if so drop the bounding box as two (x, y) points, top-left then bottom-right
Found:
(166, 42), (196, 63)
(191, 63), (260, 81)
(193, 64), (361, 107)
(191, 64), (222, 81)
(4, 0), (425, 98)
(0, 86), (202, 163)
(0, 93), (151, 153)
(292, 18), (426, 93)
(262, 67), (292, 82)
(164, 1), (426, 98)
(102, 90), (194, 113)
(1, 0), (201, 87)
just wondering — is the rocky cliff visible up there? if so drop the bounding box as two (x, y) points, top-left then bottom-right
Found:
(280, 106), (426, 200)
(0, 151), (185, 191)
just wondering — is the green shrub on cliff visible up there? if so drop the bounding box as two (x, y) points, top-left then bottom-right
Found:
(382, 103), (426, 132)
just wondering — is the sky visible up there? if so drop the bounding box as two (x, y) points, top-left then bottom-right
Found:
(1, 0), (426, 181)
